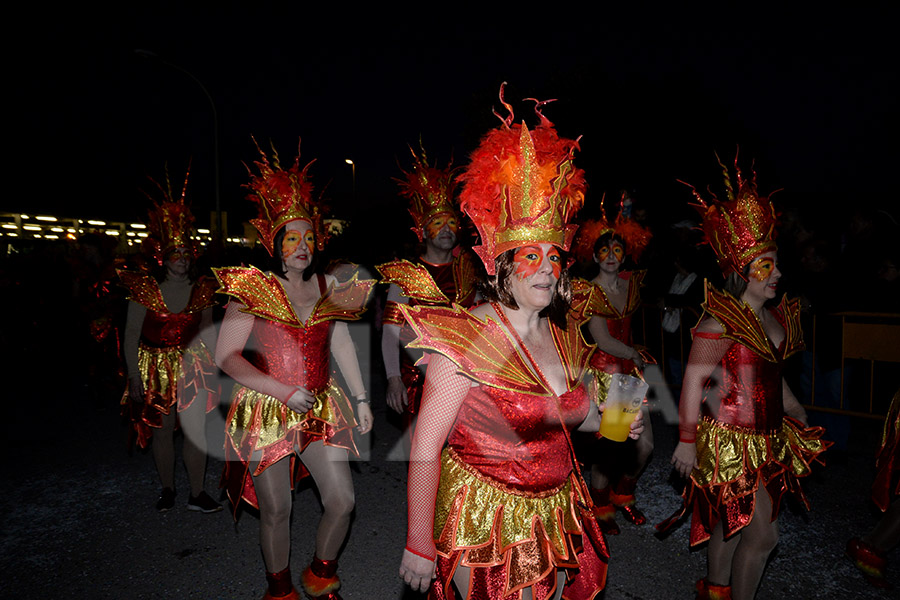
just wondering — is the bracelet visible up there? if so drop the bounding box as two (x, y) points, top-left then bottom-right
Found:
(355, 396), (370, 404)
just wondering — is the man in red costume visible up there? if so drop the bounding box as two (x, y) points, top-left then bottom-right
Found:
(377, 147), (478, 450)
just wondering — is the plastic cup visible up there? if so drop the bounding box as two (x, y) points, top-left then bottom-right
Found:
(598, 373), (648, 442)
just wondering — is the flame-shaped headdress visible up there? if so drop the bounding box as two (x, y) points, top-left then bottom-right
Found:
(244, 137), (325, 256)
(572, 191), (653, 263)
(395, 145), (458, 242)
(458, 84), (586, 275)
(142, 163), (196, 264)
(683, 152), (778, 276)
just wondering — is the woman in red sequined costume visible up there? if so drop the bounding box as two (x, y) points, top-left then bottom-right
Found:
(572, 201), (654, 535)
(664, 157), (829, 600)
(121, 166), (222, 514)
(214, 140), (374, 600)
(398, 89), (642, 600)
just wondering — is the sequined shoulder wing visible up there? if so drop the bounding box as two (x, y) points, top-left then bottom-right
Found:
(585, 281), (618, 319)
(117, 269), (168, 313)
(552, 317), (596, 384)
(185, 276), (220, 312)
(376, 259), (449, 304)
(308, 274), (376, 326)
(702, 281), (775, 361)
(775, 295), (805, 359)
(399, 305), (547, 394)
(452, 251), (478, 305)
(569, 278), (594, 324)
(212, 266), (301, 327)
(623, 270), (647, 317)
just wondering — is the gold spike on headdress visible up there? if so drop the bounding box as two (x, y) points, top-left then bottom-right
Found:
(142, 163), (196, 264)
(395, 144), (457, 242)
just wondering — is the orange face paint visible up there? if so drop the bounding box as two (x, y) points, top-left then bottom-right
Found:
(425, 214), (459, 239)
(513, 245), (561, 279)
(750, 257), (775, 281)
(303, 229), (315, 254)
(281, 230), (303, 259)
(596, 243), (624, 263)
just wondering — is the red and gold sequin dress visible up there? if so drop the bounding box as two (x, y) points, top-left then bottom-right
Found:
(213, 266), (374, 512)
(574, 271), (645, 400)
(401, 304), (608, 600)
(119, 271), (220, 449)
(872, 388), (900, 512)
(378, 252), (478, 415)
(667, 283), (830, 545)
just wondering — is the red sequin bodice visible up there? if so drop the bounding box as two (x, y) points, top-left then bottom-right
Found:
(448, 384), (589, 492)
(588, 314), (634, 373)
(245, 318), (332, 395)
(141, 311), (201, 349)
(704, 340), (785, 431)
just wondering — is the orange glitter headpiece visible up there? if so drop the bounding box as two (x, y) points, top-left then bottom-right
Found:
(244, 137), (326, 256)
(142, 163), (196, 264)
(684, 152), (778, 276)
(458, 84), (586, 275)
(572, 191), (652, 263)
(395, 144), (458, 242)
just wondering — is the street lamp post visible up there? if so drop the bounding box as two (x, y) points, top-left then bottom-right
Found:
(135, 49), (221, 240)
(345, 159), (356, 204)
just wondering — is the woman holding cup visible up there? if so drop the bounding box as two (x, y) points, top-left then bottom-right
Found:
(398, 88), (642, 600)
(663, 155), (829, 600)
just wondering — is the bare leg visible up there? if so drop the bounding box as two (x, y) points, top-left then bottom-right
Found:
(251, 456), (293, 572)
(864, 498), (900, 552)
(731, 489), (779, 600)
(625, 407), (654, 479)
(180, 390), (208, 497)
(299, 440), (355, 560)
(707, 518), (739, 587)
(151, 410), (176, 490)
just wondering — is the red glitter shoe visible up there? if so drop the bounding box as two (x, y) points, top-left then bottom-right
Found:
(610, 476), (647, 525)
(301, 556), (342, 600)
(695, 578), (732, 600)
(261, 567), (300, 600)
(589, 486), (620, 535)
(846, 538), (891, 589)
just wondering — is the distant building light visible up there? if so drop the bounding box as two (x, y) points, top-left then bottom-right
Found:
(36, 216), (57, 222)
(44, 234), (59, 239)
(105, 230), (120, 236)
(130, 223), (146, 229)
(67, 228), (75, 233)
(137, 232), (148, 238)
(1, 224), (16, 229)
(33, 233), (42, 238)
(23, 225), (41, 231)
(66, 233), (76, 240)
(51, 227), (64, 232)
(87, 220), (106, 226)
(7, 232), (17, 237)
(197, 228), (210, 234)
(126, 231), (136, 237)
(20, 214), (30, 219)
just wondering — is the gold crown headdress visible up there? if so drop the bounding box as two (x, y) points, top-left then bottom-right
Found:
(458, 84), (586, 275)
(142, 163), (196, 264)
(572, 191), (653, 263)
(395, 144), (458, 242)
(244, 137), (326, 256)
(683, 152), (778, 276)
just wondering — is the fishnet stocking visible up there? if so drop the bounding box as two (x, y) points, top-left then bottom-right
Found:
(251, 457), (293, 572)
(679, 331), (733, 442)
(406, 354), (472, 559)
(152, 410), (176, 490)
(179, 390), (209, 496)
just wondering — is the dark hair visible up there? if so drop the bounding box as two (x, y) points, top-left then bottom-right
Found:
(480, 247), (572, 330)
(271, 225), (318, 281)
(723, 263), (751, 298)
(593, 231), (627, 259)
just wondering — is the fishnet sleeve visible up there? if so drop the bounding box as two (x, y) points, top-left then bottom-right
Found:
(382, 284), (409, 379)
(678, 331), (733, 443)
(329, 321), (366, 398)
(405, 353), (472, 560)
(215, 300), (295, 403)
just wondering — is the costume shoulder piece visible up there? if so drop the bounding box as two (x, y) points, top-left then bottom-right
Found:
(117, 269), (168, 313)
(569, 278), (595, 324)
(213, 266), (302, 327)
(551, 316), (595, 384)
(452, 251), (478, 303)
(584, 271), (645, 320)
(398, 304), (548, 395)
(376, 259), (449, 303)
(184, 276), (219, 313)
(307, 274), (375, 327)
(773, 294), (805, 359)
(702, 279), (778, 362)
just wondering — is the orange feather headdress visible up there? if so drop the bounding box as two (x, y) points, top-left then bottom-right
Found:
(572, 191), (653, 263)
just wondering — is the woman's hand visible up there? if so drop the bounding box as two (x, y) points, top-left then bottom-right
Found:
(128, 376), (144, 403)
(356, 402), (374, 434)
(399, 549), (436, 593)
(630, 347), (646, 370)
(284, 387), (316, 414)
(671, 441), (698, 478)
(628, 408), (645, 439)
(386, 376), (408, 413)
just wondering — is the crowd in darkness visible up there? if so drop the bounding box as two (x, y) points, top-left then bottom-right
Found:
(1, 195), (897, 445)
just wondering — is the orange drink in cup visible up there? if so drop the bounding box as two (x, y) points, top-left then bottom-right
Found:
(598, 373), (648, 442)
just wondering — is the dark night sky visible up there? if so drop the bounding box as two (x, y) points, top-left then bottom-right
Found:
(10, 4), (898, 250)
